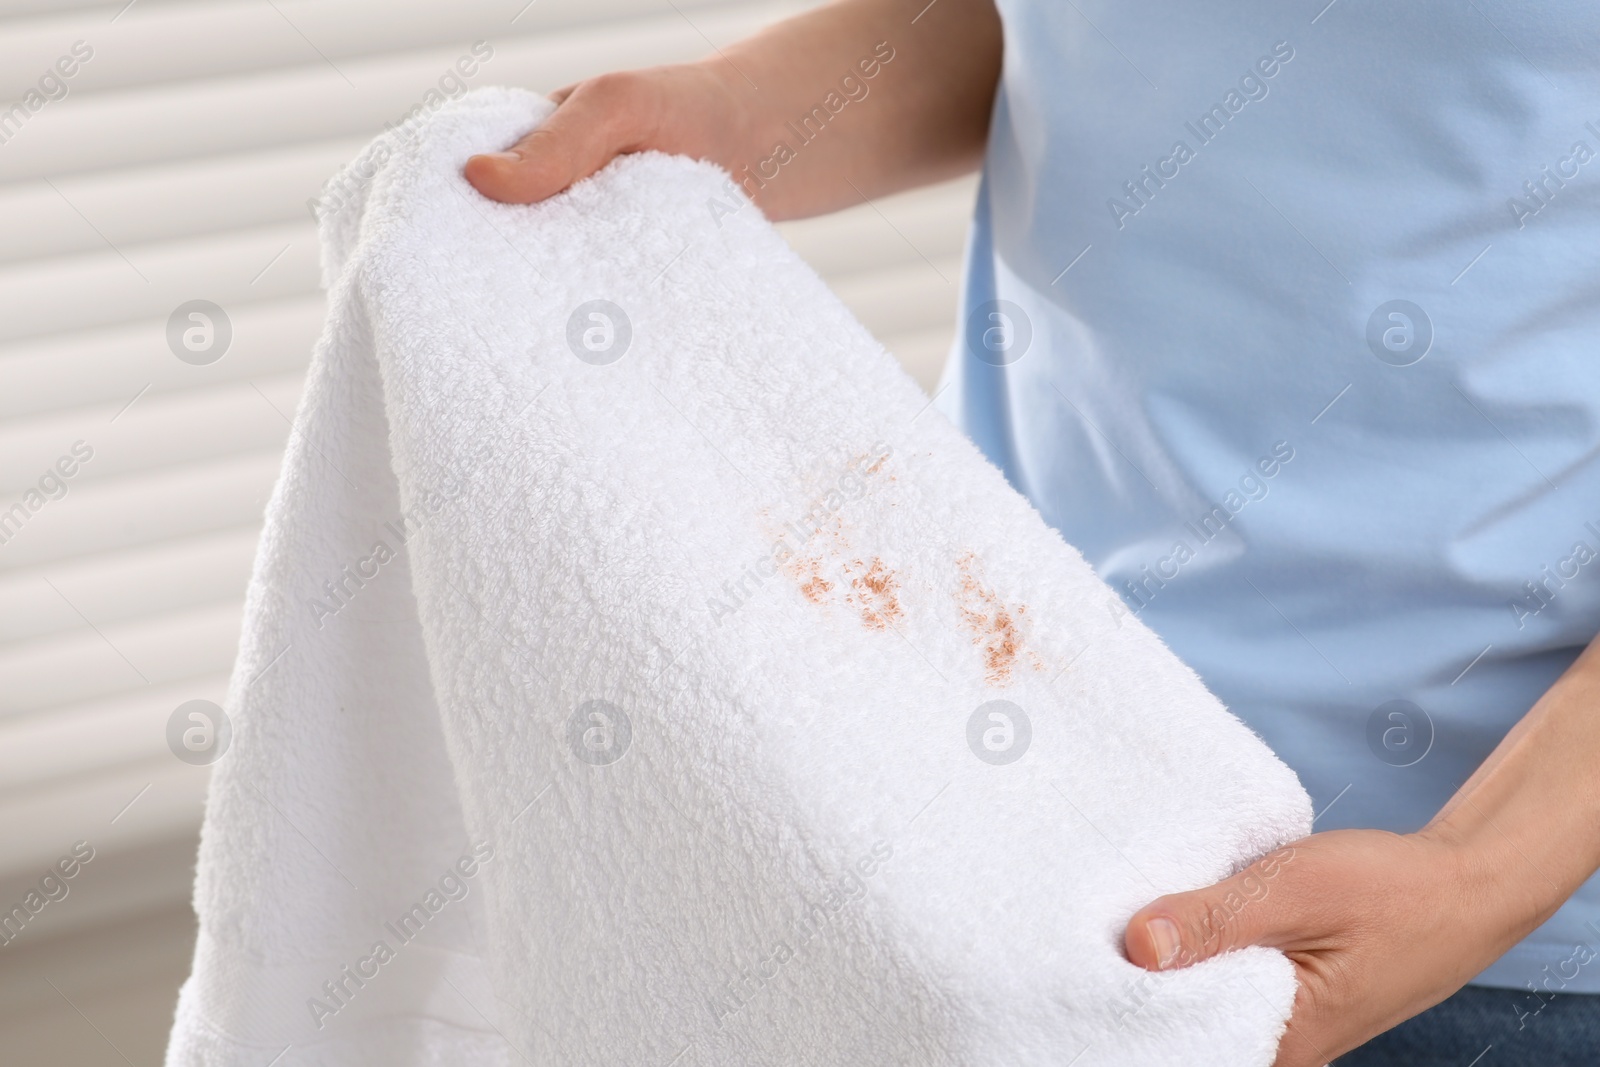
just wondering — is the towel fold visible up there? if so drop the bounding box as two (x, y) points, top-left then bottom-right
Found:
(166, 87), (1312, 1067)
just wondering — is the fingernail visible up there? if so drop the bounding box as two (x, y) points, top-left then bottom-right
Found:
(470, 151), (519, 167)
(1147, 917), (1181, 969)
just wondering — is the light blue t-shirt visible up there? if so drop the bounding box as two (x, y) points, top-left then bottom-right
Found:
(941, 0), (1600, 992)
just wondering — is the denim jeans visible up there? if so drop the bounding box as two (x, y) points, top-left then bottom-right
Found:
(1336, 985), (1600, 1066)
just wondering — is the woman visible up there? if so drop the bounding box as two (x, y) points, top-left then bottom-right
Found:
(465, 2), (1600, 1062)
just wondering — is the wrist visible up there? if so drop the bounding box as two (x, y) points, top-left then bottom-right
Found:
(680, 57), (764, 177)
(1427, 822), (1550, 941)
(1419, 661), (1600, 946)
(1419, 778), (1587, 966)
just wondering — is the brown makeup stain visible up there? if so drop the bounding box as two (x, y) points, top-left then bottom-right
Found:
(780, 543), (828, 599)
(846, 557), (902, 631)
(800, 568), (834, 604)
(769, 446), (901, 629)
(955, 552), (1035, 686)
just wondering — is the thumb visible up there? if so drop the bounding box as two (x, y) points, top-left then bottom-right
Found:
(464, 73), (655, 204)
(1124, 846), (1298, 971)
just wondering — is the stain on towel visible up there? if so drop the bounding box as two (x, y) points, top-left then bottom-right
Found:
(798, 560), (834, 604)
(955, 552), (1043, 686)
(845, 557), (902, 631)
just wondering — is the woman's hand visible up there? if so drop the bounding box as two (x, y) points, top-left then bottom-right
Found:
(464, 63), (745, 207)
(1126, 637), (1600, 1064)
(464, 0), (1003, 220)
(1124, 828), (1535, 1065)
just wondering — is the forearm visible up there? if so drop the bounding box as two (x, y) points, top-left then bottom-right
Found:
(708, 0), (1002, 218)
(465, 0), (999, 210)
(1423, 635), (1600, 961)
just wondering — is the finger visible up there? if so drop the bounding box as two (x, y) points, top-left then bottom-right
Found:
(464, 74), (652, 204)
(1124, 845), (1299, 971)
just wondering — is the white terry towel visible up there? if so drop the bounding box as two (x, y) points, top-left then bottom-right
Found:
(167, 87), (1312, 1067)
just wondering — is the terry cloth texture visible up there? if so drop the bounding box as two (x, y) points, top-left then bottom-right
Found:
(165, 87), (1312, 1067)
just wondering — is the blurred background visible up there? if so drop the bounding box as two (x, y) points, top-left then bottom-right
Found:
(0, 0), (973, 1062)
